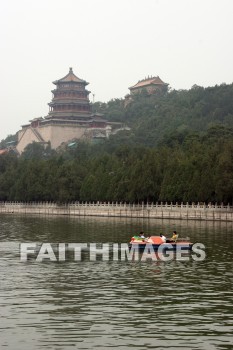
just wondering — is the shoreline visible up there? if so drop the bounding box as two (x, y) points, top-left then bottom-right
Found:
(0, 202), (233, 221)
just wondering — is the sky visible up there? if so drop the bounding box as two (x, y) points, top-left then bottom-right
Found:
(1, 0), (233, 140)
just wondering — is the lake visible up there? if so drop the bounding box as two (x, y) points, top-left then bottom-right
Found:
(0, 214), (233, 349)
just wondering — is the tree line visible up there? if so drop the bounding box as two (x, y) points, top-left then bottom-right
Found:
(0, 126), (232, 203)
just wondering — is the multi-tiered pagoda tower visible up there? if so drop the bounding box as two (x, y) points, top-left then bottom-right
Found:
(16, 68), (115, 154)
(47, 67), (91, 121)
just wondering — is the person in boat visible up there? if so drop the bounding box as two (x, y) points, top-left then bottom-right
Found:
(139, 231), (145, 239)
(171, 231), (178, 241)
(166, 231), (178, 243)
(131, 231), (146, 242)
(138, 231), (147, 242)
(159, 233), (167, 243)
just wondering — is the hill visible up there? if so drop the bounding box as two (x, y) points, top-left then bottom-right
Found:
(0, 83), (233, 204)
(94, 83), (233, 146)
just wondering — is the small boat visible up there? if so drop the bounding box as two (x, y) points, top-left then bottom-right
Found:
(129, 235), (193, 251)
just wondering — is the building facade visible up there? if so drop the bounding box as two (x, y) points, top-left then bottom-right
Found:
(129, 76), (168, 95)
(17, 68), (119, 154)
(124, 75), (168, 106)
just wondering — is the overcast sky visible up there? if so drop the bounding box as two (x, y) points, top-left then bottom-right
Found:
(1, 0), (233, 140)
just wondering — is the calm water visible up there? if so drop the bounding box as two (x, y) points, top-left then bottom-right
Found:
(0, 214), (233, 350)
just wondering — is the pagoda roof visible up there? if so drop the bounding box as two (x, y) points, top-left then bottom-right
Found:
(53, 68), (88, 85)
(129, 76), (168, 90)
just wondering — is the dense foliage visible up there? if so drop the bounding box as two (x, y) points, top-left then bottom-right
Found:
(0, 134), (17, 149)
(94, 83), (233, 146)
(0, 83), (233, 203)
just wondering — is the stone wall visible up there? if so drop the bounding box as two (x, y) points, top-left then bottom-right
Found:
(0, 202), (233, 221)
(40, 124), (86, 149)
(16, 128), (42, 154)
(16, 124), (88, 153)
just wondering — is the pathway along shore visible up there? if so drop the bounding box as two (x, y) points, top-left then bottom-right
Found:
(0, 202), (233, 221)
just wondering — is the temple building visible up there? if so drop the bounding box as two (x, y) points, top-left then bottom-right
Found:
(16, 68), (121, 154)
(125, 75), (168, 106)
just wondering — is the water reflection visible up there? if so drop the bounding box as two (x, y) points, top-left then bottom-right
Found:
(0, 215), (233, 349)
